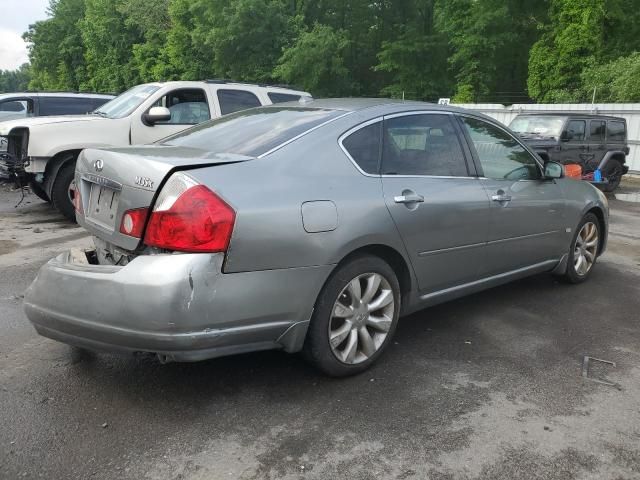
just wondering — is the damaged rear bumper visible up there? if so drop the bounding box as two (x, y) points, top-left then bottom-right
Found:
(24, 250), (332, 361)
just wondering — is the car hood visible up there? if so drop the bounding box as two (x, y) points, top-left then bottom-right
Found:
(0, 114), (108, 135)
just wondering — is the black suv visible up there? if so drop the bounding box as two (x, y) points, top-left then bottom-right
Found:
(509, 113), (629, 191)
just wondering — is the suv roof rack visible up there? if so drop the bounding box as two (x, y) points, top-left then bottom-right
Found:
(204, 79), (304, 91)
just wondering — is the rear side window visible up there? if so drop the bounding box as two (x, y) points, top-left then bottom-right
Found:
(162, 107), (343, 157)
(382, 114), (468, 176)
(342, 122), (381, 174)
(566, 120), (586, 141)
(217, 89), (261, 115)
(39, 97), (96, 116)
(268, 92), (301, 104)
(590, 120), (606, 142)
(607, 121), (626, 142)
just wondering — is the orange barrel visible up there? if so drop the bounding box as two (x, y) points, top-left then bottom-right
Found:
(564, 164), (582, 179)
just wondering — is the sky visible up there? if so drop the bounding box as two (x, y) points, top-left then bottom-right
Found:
(0, 0), (50, 70)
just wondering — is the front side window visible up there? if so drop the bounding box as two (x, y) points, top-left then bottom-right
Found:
(0, 99), (33, 120)
(152, 89), (210, 125)
(461, 116), (541, 181)
(565, 120), (586, 142)
(342, 122), (381, 174)
(381, 114), (468, 176)
(217, 89), (261, 115)
(590, 120), (606, 142)
(607, 121), (626, 142)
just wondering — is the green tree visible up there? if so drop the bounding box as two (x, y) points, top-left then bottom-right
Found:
(274, 23), (350, 96)
(0, 64), (32, 92)
(581, 52), (640, 102)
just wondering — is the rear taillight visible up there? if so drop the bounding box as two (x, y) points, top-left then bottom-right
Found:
(119, 207), (148, 238)
(143, 173), (235, 253)
(72, 183), (83, 215)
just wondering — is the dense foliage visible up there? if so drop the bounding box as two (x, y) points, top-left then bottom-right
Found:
(4, 0), (640, 103)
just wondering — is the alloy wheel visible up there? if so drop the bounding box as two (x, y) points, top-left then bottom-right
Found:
(574, 222), (598, 276)
(328, 272), (395, 364)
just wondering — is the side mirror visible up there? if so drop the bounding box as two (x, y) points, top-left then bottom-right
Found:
(561, 130), (573, 142)
(544, 161), (564, 179)
(142, 106), (171, 126)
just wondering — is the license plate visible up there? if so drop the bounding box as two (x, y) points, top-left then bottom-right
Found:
(87, 183), (120, 230)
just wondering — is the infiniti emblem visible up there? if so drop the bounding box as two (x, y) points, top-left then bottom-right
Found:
(94, 159), (104, 172)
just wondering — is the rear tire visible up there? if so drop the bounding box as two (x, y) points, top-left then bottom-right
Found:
(557, 213), (600, 284)
(28, 180), (50, 203)
(602, 159), (623, 192)
(303, 255), (401, 377)
(51, 162), (77, 222)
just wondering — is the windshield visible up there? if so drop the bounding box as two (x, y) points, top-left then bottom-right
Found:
(93, 84), (160, 119)
(161, 106), (344, 156)
(509, 116), (565, 139)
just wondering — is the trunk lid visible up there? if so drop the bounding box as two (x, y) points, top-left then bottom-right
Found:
(76, 145), (252, 251)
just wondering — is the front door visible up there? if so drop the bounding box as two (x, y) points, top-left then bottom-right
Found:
(560, 119), (590, 166)
(458, 115), (566, 276)
(130, 88), (212, 145)
(380, 112), (490, 295)
(587, 119), (607, 169)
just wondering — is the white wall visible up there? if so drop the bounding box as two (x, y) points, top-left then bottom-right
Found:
(455, 103), (640, 173)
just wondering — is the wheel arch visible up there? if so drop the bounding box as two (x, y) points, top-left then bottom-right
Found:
(42, 149), (82, 197)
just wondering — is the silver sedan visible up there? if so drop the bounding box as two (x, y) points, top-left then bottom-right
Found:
(24, 99), (608, 376)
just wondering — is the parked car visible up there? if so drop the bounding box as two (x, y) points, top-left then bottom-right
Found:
(0, 80), (311, 219)
(509, 113), (630, 192)
(24, 99), (608, 376)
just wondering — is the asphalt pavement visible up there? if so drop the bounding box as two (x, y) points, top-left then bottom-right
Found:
(0, 180), (639, 480)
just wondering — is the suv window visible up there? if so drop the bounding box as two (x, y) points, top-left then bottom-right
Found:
(268, 92), (301, 104)
(382, 114), (468, 176)
(590, 120), (606, 142)
(154, 88), (210, 125)
(607, 121), (625, 142)
(461, 116), (541, 180)
(342, 122), (381, 174)
(39, 97), (96, 116)
(566, 120), (586, 141)
(0, 99), (34, 118)
(217, 89), (261, 115)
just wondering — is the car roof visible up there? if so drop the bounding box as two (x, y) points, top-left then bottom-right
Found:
(0, 92), (114, 100)
(145, 80), (311, 96)
(261, 97), (480, 113)
(514, 112), (626, 122)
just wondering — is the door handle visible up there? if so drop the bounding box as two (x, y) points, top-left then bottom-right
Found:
(491, 192), (512, 202)
(394, 193), (424, 204)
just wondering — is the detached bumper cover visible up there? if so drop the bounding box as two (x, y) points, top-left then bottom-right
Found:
(24, 251), (331, 361)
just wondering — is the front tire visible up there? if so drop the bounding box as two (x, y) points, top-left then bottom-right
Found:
(28, 180), (50, 203)
(559, 213), (600, 284)
(51, 162), (77, 222)
(303, 255), (401, 377)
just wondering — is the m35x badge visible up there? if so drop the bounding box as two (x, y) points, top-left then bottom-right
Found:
(134, 176), (154, 189)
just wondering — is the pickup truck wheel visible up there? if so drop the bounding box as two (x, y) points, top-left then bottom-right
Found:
(28, 180), (50, 203)
(51, 162), (77, 222)
(303, 255), (400, 377)
(602, 159), (623, 192)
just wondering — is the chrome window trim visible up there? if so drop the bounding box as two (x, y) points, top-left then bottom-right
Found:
(258, 110), (354, 158)
(338, 116), (384, 177)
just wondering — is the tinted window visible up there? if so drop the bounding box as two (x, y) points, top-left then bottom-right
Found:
(39, 97), (97, 116)
(607, 121), (625, 142)
(152, 88), (210, 125)
(0, 99), (33, 120)
(382, 114), (468, 176)
(268, 92), (301, 104)
(217, 89), (261, 115)
(566, 120), (586, 141)
(342, 122), (381, 174)
(590, 120), (606, 142)
(162, 107), (342, 157)
(461, 116), (540, 180)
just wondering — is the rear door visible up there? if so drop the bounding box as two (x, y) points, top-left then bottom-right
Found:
(458, 115), (566, 276)
(379, 112), (491, 295)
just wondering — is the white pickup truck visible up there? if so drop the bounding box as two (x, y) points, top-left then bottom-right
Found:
(0, 80), (311, 219)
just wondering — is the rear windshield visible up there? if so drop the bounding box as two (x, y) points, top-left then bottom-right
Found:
(161, 107), (343, 156)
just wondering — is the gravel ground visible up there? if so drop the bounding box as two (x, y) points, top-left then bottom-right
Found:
(0, 180), (639, 480)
